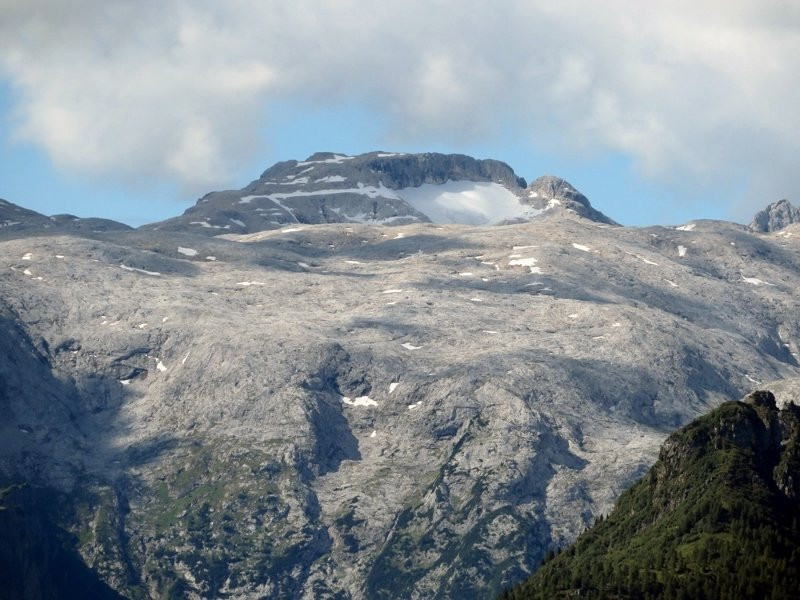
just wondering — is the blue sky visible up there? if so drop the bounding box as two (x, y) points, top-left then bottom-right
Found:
(1, 2), (796, 227)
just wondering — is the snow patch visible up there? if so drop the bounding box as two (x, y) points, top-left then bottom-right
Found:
(156, 360), (167, 372)
(508, 257), (538, 267)
(401, 342), (422, 350)
(676, 223), (696, 231)
(296, 154), (353, 166)
(178, 247), (198, 257)
(315, 175), (347, 183)
(121, 265), (161, 276)
(190, 221), (222, 229)
(389, 382), (399, 393)
(382, 289), (403, 294)
(398, 181), (531, 225)
(280, 177), (309, 185)
(230, 218), (246, 227)
(21, 253), (32, 260)
(237, 281), (265, 286)
(250, 183), (397, 203)
(341, 395), (378, 407)
(572, 243), (591, 252)
(281, 227), (304, 233)
(636, 255), (659, 266)
(678, 245), (687, 257)
(741, 276), (775, 286)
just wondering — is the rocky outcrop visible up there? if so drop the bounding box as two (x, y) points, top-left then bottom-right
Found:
(750, 199), (800, 232)
(522, 176), (617, 225)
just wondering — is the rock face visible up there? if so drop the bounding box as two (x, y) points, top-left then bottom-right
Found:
(750, 199), (800, 232)
(505, 390), (800, 599)
(145, 151), (611, 235)
(1, 171), (800, 598)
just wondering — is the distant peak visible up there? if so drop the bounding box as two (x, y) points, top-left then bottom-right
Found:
(525, 175), (617, 225)
(528, 175), (585, 203)
(750, 198), (799, 232)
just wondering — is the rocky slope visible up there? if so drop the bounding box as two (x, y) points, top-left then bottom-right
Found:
(504, 390), (800, 599)
(144, 151), (612, 236)
(750, 199), (800, 232)
(1, 158), (799, 598)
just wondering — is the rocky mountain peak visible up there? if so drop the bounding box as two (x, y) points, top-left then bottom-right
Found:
(523, 175), (617, 225)
(527, 175), (585, 204)
(750, 199), (800, 232)
(146, 151), (615, 235)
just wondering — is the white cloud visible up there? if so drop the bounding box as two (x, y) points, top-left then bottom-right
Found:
(0, 0), (798, 211)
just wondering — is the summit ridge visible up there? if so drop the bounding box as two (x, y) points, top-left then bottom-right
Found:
(144, 151), (613, 235)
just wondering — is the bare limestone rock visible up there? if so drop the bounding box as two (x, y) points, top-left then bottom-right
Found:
(1, 171), (799, 598)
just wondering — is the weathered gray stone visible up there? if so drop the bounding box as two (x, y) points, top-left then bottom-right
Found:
(750, 199), (800, 232)
(1, 174), (799, 598)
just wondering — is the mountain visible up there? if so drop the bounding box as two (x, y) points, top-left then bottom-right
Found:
(144, 151), (613, 235)
(1, 157), (799, 598)
(0, 197), (132, 237)
(750, 199), (800, 232)
(502, 390), (800, 600)
(523, 175), (615, 225)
